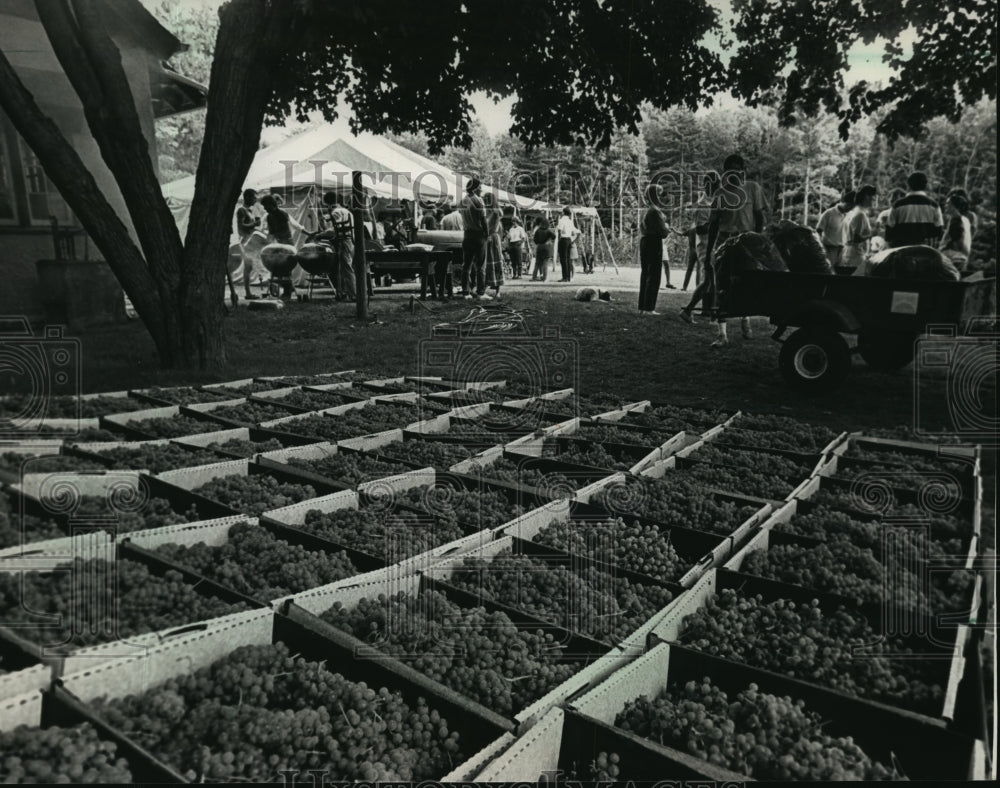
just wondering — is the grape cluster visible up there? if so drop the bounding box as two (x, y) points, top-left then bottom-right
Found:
(807, 490), (970, 537)
(216, 381), (286, 396)
(833, 464), (966, 493)
(0, 723), (133, 782)
(273, 389), (357, 410)
(91, 642), (464, 782)
(192, 474), (318, 516)
(39, 427), (121, 441)
(378, 439), (479, 469)
(130, 415), (217, 438)
(679, 588), (944, 714)
(472, 458), (579, 492)
(0, 490), (67, 547)
(288, 452), (412, 485)
(0, 558), (250, 648)
(734, 413), (838, 450)
(155, 522), (358, 600)
(691, 444), (811, 479)
(448, 550), (674, 644)
(266, 374), (359, 386)
(846, 445), (971, 475)
(0, 452), (106, 473)
(140, 386), (226, 405)
(596, 477), (759, 536)
(544, 441), (634, 471)
(719, 427), (819, 453)
(578, 423), (666, 446)
(620, 404), (727, 435)
(320, 590), (579, 715)
(209, 401), (300, 425)
(401, 484), (525, 531)
(681, 460), (798, 499)
(302, 507), (465, 561)
(281, 402), (442, 441)
(446, 421), (529, 441)
(616, 677), (897, 780)
(57, 495), (196, 535)
(775, 504), (962, 558)
(534, 517), (692, 582)
(0, 395), (146, 419)
(741, 540), (974, 613)
(97, 443), (223, 473)
(207, 437), (285, 457)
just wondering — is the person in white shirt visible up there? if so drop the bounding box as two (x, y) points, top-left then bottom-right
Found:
(555, 207), (580, 282)
(440, 205), (464, 231)
(843, 185), (876, 273)
(506, 219), (527, 278)
(815, 192), (852, 265)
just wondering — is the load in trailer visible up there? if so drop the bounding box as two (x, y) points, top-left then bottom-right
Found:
(721, 270), (996, 392)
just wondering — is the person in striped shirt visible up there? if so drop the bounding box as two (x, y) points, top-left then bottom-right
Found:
(885, 172), (944, 248)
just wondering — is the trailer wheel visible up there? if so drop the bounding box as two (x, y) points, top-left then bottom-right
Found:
(779, 327), (851, 393)
(857, 328), (917, 370)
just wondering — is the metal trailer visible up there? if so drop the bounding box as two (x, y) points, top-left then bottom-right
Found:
(722, 270), (997, 392)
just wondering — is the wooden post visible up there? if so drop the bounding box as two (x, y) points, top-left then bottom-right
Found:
(352, 170), (369, 320)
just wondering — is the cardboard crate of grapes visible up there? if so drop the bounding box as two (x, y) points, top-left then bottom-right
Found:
(424, 532), (683, 664)
(284, 560), (634, 731)
(66, 438), (232, 476)
(649, 567), (974, 728)
(260, 476), (495, 576)
(812, 442), (981, 509)
(253, 369), (361, 386)
(117, 514), (381, 607)
(726, 497), (983, 622)
(55, 599), (513, 782)
(156, 457), (346, 518)
(556, 640), (987, 782)
(100, 404), (220, 441)
(256, 440), (427, 491)
(590, 400), (736, 441)
(170, 425), (316, 459)
(495, 496), (740, 590)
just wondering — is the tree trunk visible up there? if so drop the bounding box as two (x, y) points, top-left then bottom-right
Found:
(180, 0), (294, 368)
(352, 171), (369, 320)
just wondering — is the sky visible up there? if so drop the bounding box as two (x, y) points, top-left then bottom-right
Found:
(150, 0), (909, 138)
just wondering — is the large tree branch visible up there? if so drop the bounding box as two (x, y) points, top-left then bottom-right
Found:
(0, 48), (168, 346)
(35, 0), (184, 296)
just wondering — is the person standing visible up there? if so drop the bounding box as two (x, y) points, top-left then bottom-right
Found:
(556, 207), (579, 282)
(322, 192), (356, 302)
(460, 178), (490, 300)
(441, 203), (464, 231)
(419, 209), (438, 230)
(843, 185), (876, 273)
(235, 189), (263, 300)
(483, 192), (505, 299)
(815, 192), (852, 265)
(886, 172), (944, 247)
(699, 154), (769, 347)
(638, 184), (670, 315)
(506, 218), (527, 279)
(939, 191), (973, 272)
(532, 216), (555, 281)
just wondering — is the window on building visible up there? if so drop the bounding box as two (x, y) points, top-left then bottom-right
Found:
(18, 139), (74, 226)
(0, 132), (16, 224)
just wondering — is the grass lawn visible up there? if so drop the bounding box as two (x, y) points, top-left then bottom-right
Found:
(70, 266), (991, 436)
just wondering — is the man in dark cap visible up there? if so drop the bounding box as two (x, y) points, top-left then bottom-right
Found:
(459, 177), (490, 299)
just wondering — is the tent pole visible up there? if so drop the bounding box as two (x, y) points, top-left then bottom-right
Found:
(352, 171), (370, 320)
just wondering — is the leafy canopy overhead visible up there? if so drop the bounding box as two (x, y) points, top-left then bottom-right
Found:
(729, 0), (997, 139)
(264, 0), (725, 153)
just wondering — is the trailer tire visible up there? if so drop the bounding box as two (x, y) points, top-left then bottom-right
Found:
(857, 328), (917, 370)
(779, 327), (851, 393)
